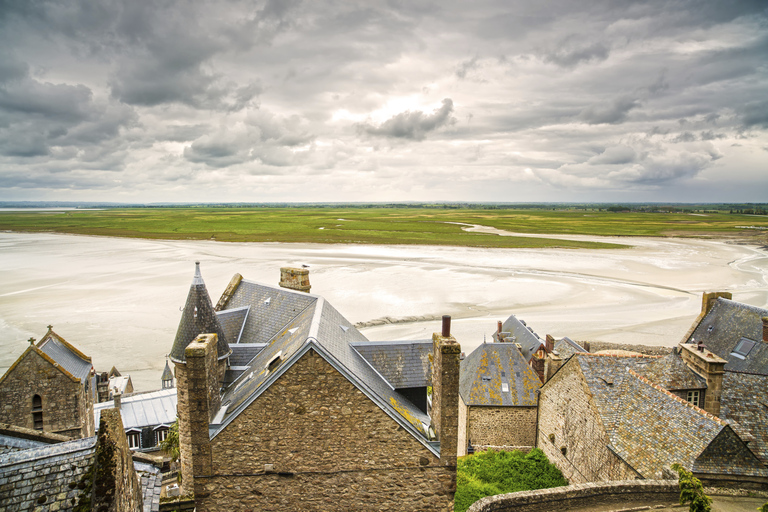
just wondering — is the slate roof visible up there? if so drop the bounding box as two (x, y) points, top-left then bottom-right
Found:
(94, 388), (177, 430)
(228, 344), (267, 367)
(217, 306), (249, 344)
(209, 278), (436, 454)
(169, 262), (231, 363)
(222, 278), (317, 344)
(37, 329), (92, 383)
(638, 352), (706, 391)
(0, 437), (162, 512)
(351, 340), (432, 389)
(552, 336), (588, 360)
(574, 354), (767, 479)
(684, 298), (768, 374)
(720, 371), (768, 465)
(459, 342), (540, 407)
(161, 360), (174, 383)
(493, 314), (544, 362)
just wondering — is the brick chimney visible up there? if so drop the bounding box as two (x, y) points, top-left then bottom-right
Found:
(431, 315), (460, 469)
(679, 343), (726, 417)
(701, 291), (732, 315)
(279, 267), (311, 293)
(762, 317), (768, 343)
(176, 333), (221, 495)
(545, 334), (555, 354)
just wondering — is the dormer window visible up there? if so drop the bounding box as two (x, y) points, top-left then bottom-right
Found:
(266, 351), (283, 373)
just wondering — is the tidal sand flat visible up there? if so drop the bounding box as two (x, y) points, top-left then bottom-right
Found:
(0, 232), (766, 391)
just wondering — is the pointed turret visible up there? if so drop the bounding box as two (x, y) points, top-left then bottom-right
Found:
(162, 359), (175, 389)
(169, 262), (231, 363)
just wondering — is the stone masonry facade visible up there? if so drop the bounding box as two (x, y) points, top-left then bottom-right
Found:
(536, 362), (639, 483)
(192, 348), (456, 511)
(462, 405), (537, 454)
(0, 348), (94, 438)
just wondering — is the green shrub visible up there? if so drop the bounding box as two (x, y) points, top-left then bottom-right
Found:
(671, 463), (712, 512)
(455, 448), (568, 512)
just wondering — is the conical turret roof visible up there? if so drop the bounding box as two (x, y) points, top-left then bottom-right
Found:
(169, 262), (231, 363)
(161, 359), (174, 384)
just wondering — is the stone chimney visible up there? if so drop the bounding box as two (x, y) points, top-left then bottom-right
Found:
(177, 333), (221, 495)
(431, 315), (461, 469)
(679, 343), (726, 417)
(545, 334), (555, 354)
(279, 267), (311, 293)
(91, 408), (143, 512)
(701, 291), (732, 315)
(113, 392), (121, 410)
(762, 317), (768, 343)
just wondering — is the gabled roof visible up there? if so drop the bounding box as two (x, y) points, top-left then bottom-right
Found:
(574, 354), (767, 479)
(37, 328), (93, 383)
(217, 306), (249, 344)
(459, 342), (540, 407)
(170, 262), (231, 363)
(351, 340), (432, 389)
(493, 314), (544, 362)
(720, 371), (768, 465)
(638, 352), (706, 391)
(552, 336), (588, 359)
(684, 298), (768, 374)
(209, 282), (436, 455)
(94, 388), (177, 430)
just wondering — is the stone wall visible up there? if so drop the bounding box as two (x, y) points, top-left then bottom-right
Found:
(0, 348), (93, 438)
(467, 480), (679, 512)
(537, 362), (640, 483)
(197, 348), (455, 512)
(587, 342), (671, 357)
(91, 408), (143, 512)
(467, 406), (537, 451)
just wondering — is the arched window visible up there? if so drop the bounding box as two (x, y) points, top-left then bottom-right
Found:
(32, 395), (43, 430)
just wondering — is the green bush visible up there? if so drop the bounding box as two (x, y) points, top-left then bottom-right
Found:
(671, 463), (712, 512)
(454, 448), (568, 512)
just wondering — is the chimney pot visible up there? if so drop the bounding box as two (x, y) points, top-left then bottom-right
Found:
(497, 320), (502, 335)
(442, 315), (451, 337)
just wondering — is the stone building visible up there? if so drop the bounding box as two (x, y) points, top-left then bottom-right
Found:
(0, 327), (95, 438)
(0, 409), (162, 512)
(170, 263), (460, 511)
(457, 341), (541, 455)
(537, 352), (768, 488)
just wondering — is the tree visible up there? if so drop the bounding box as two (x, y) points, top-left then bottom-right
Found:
(160, 419), (180, 464)
(671, 463), (712, 512)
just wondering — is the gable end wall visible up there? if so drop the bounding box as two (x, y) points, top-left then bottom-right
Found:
(197, 348), (455, 511)
(0, 349), (92, 438)
(536, 361), (639, 483)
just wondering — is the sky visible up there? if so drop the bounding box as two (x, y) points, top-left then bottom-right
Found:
(0, 0), (766, 203)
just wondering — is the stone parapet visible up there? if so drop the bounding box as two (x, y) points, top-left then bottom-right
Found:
(467, 480), (679, 512)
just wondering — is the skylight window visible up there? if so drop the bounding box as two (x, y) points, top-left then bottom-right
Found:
(501, 383), (509, 393)
(731, 338), (756, 359)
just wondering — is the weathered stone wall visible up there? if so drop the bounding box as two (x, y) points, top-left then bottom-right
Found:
(0, 348), (92, 438)
(432, 331), (460, 468)
(537, 362), (640, 483)
(467, 480), (678, 512)
(91, 408), (143, 512)
(468, 406), (537, 450)
(197, 348), (455, 511)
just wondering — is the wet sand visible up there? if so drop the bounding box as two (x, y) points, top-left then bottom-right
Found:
(1, 232), (766, 391)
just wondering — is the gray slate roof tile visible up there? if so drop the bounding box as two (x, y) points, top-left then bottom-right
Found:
(94, 388), (177, 430)
(720, 371), (768, 465)
(685, 298), (768, 374)
(37, 331), (92, 383)
(351, 340), (432, 389)
(493, 314), (544, 362)
(460, 342), (540, 407)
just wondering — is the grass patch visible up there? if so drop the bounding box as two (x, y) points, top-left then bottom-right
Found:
(455, 448), (568, 512)
(0, 207), (765, 249)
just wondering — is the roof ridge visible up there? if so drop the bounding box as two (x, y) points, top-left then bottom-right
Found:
(724, 369), (768, 377)
(626, 368), (726, 426)
(40, 329), (92, 363)
(578, 352), (662, 359)
(719, 298), (768, 314)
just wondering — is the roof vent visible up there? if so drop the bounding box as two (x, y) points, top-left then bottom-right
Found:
(265, 297), (271, 305)
(340, 325), (349, 332)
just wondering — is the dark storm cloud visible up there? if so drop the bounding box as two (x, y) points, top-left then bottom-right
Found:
(740, 101), (768, 129)
(361, 99), (456, 141)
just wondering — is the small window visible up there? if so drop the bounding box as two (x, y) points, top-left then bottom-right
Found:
(127, 431), (141, 450)
(687, 390), (700, 407)
(155, 428), (169, 445)
(501, 383), (509, 393)
(731, 338), (756, 359)
(32, 395), (43, 431)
